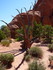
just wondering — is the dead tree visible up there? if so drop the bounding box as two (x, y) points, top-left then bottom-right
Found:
(1, 7), (35, 50)
(16, 8), (32, 49)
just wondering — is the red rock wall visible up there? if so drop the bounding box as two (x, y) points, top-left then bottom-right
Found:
(9, 0), (53, 38)
(33, 0), (53, 26)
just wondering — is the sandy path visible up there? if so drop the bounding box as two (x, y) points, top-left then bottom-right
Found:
(0, 42), (21, 53)
(0, 42), (28, 70)
(0, 42), (53, 70)
(7, 52), (28, 70)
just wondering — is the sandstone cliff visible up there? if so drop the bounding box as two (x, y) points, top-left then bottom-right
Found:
(8, 0), (53, 38)
(33, 0), (53, 25)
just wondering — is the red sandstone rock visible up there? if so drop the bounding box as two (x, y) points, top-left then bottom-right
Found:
(33, 0), (53, 26)
(9, 11), (41, 27)
(9, 0), (53, 28)
(9, 10), (41, 38)
(8, 0), (53, 38)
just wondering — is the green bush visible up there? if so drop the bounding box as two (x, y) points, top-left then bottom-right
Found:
(0, 53), (14, 67)
(0, 63), (6, 70)
(42, 25), (53, 43)
(7, 38), (12, 43)
(48, 44), (53, 52)
(15, 36), (23, 41)
(51, 39), (53, 44)
(15, 28), (24, 41)
(33, 22), (43, 38)
(49, 56), (53, 61)
(25, 54), (31, 62)
(1, 40), (10, 47)
(0, 30), (6, 41)
(1, 25), (11, 38)
(28, 47), (43, 58)
(28, 61), (45, 70)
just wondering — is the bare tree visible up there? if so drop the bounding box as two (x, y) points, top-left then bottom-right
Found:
(1, 6), (35, 50)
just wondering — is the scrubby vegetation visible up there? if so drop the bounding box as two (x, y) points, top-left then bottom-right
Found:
(48, 44), (53, 52)
(0, 53), (14, 68)
(15, 36), (23, 41)
(25, 54), (31, 62)
(25, 46), (43, 63)
(49, 56), (53, 67)
(33, 22), (43, 39)
(49, 56), (53, 61)
(0, 24), (52, 70)
(11, 22), (53, 50)
(1, 39), (10, 47)
(28, 47), (43, 58)
(33, 22), (53, 43)
(1, 25), (11, 38)
(0, 30), (6, 41)
(42, 25), (53, 43)
(15, 28), (24, 41)
(28, 60), (45, 70)
(0, 63), (6, 70)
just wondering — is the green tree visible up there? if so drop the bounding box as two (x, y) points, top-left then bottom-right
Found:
(42, 25), (53, 43)
(0, 30), (6, 41)
(15, 28), (24, 41)
(33, 22), (43, 39)
(1, 25), (11, 37)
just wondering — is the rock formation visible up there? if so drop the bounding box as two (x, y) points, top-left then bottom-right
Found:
(9, 11), (41, 38)
(8, 0), (53, 38)
(33, 0), (53, 25)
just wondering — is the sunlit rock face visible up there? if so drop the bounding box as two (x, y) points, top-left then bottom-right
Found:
(9, 0), (53, 28)
(9, 10), (41, 28)
(9, 11), (41, 38)
(9, 0), (53, 38)
(33, 0), (53, 26)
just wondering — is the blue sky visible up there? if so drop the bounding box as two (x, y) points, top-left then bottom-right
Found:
(0, 0), (37, 27)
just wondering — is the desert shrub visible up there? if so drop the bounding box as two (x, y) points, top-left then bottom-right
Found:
(16, 28), (24, 35)
(33, 22), (43, 38)
(42, 25), (53, 43)
(1, 25), (11, 38)
(0, 63), (6, 70)
(49, 56), (53, 67)
(28, 47), (43, 58)
(48, 44), (53, 52)
(15, 36), (23, 41)
(33, 23), (53, 43)
(0, 30), (6, 41)
(0, 53), (14, 67)
(15, 28), (24, 41)
(7, 38), (12, 43)
(25, 54), (31, 62)
(51, 39), (53, 44)
(49, 56), (53, 61)
(15, 28), (24, 40)
(28, 60), (45, 70)
(1, 40), (10, 47)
